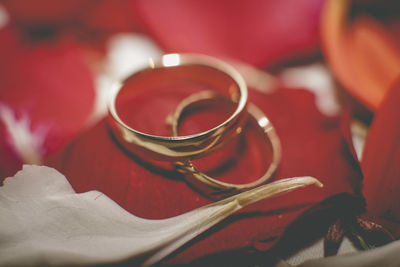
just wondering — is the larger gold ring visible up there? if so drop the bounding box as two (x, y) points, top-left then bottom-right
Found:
(170, 91), (281, 198)
(108, 54), (248, 161)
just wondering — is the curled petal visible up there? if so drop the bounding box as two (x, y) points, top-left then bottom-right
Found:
(0, 165), (321, 267)
(361, 78), (400, 237)
(321, 0), (400, 111)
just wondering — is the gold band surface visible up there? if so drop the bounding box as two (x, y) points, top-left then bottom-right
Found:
(108, 54), (248, 161)
(170, 91), (281, 198)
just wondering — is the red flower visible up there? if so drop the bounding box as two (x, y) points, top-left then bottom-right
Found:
(47, 84), (362, 263)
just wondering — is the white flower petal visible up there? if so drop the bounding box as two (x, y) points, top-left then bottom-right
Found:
(0, 165), (320, 267)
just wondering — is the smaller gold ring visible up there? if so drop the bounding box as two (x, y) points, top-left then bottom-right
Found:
(170, 91), (281, 197)
(108, 54), (248, 161)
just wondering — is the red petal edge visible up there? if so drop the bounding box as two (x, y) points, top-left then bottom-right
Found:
(361, 77), (400, 237)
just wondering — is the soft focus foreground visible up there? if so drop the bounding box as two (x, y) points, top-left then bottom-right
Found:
(0, 0), (400, 266)
(0, 165), (321, 267)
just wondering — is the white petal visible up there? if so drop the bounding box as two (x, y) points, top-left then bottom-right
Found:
(0, 165), (320, 267)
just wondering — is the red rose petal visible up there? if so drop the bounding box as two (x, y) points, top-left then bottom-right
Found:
(0, 121), (23, 179)
(133, 0), (324, 66)
(47, 84), (362, 263)
(0, 28), (95, 179)
(361, 78), (400, 237)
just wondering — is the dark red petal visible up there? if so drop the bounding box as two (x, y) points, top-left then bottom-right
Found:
(1, 0), (97, 28)
(361, 78), (400, 237)
(133, 0), (324, 66)
(1, 1), (139, 52)
(0, 28), (95, 179)
(47, 84), (361, 263)
(83, 0), (139, 34)
(0, 121), (23, 180)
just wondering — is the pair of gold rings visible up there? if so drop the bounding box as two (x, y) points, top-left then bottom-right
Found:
(108, 53), (281, 198)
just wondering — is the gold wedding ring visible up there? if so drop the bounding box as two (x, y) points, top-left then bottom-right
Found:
(108, 54), (248, 161)
(170, 91), (281, 197)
